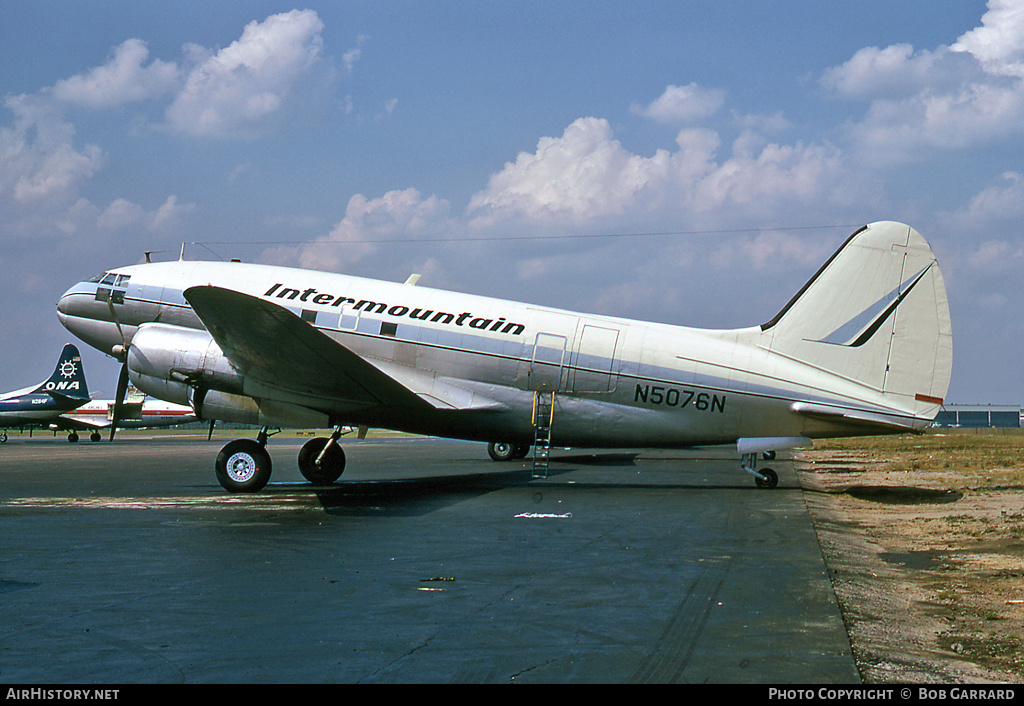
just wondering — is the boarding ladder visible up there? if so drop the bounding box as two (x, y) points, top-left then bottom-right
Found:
(532, 391), (555, 478)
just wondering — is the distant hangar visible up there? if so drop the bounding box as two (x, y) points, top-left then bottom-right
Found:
(934, 405), (1022, 428)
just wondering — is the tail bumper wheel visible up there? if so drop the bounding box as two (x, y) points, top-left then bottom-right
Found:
(755, 468), (779, 489)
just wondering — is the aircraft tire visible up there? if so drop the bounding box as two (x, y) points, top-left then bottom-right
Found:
(297, 437), (346, 485)
(216, 439), (272, 493)
(488, 441), (523, 462)
(755, 468), (778, 489)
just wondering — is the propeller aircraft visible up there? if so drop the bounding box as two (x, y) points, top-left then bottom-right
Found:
(56, 222), (952, 492)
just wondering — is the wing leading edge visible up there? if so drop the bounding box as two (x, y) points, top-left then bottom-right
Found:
(182, 285), (503, 416)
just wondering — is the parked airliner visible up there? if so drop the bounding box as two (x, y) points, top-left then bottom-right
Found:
(56, 221), (952, 492)
(57, 385), (198, 441)
(0, 344), (90, 442)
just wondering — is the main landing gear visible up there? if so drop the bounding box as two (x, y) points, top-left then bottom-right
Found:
(487, 441), (530, 462)
(215, 426), (349, 493)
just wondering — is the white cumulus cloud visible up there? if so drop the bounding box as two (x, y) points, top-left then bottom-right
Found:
(630, 83), (726, 124)
(822, 0), (1024, 162)
(164, 9), (331, 137)
(952, 0), (1024, 77)
(50, 39), (180, 108)
(467, 117), (673, 226)
(466, 114), (845, 229)
(265, 188), (455, 273)
(0, 95), (103, 210)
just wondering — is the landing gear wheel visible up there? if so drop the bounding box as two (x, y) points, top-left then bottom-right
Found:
(755, 468), (778, 489)
(216, 439), (272, 493)
(488, 441), (518, 461)
(298, 437), (346, 484)
(90, 432), (101, 442)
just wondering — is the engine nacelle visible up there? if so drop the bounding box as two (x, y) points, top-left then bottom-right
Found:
(127, 324), (241, 406)
(128, 323), (329, 429)
(194, 389), (329, 429)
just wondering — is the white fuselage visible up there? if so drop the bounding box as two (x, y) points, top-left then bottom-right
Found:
(59, 399), (197, 430)
(56, 259), (926, 448)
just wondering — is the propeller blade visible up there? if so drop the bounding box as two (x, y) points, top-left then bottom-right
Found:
(109, 363), (129, 441)
(207, 419), (215, 441)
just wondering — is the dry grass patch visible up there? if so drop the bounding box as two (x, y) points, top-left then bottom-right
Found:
(796, 430), (1024, 682)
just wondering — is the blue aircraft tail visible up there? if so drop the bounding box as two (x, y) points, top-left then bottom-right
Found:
(36, 344), (90, 400)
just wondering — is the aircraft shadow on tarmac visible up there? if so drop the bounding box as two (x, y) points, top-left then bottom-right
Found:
(254, 451), (799, 517)
(300, 468), (537, 516)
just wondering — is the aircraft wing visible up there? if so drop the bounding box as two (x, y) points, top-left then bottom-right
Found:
(55, 415), (108, 430)
(183, 285), (478, 413)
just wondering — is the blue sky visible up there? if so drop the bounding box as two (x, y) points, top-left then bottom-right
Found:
(2, 1), (1021, 407)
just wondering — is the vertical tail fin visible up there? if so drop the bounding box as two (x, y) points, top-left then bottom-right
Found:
(37, 344), (90, 400)
(760, 221), (952, 421)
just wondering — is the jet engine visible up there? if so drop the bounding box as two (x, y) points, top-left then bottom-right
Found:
(127, 323), (327, 428)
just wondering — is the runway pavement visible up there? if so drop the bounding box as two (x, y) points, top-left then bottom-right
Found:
(0, 432), (859, 684)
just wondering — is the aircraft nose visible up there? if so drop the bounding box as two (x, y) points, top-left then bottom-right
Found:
(56, 283), (83, 324)
(56, 287), (72, 322)
(56, 280), (103, 345)
(56, 277), (136, 357)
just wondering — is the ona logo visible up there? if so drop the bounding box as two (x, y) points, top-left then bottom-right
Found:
(45, 381), (81, 391)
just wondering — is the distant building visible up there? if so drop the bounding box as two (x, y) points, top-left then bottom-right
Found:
(934, 405), (1021, 428)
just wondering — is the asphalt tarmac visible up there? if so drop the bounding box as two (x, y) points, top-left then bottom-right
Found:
(0, 432), (859, 684)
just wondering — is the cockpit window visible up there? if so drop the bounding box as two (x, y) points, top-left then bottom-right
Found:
(88, 272), (130, 286)
(92, 272), (131, 304)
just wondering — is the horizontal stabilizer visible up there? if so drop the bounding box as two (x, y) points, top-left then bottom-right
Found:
(45, 390), (92, 405)
(790, 402), (916, 433)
